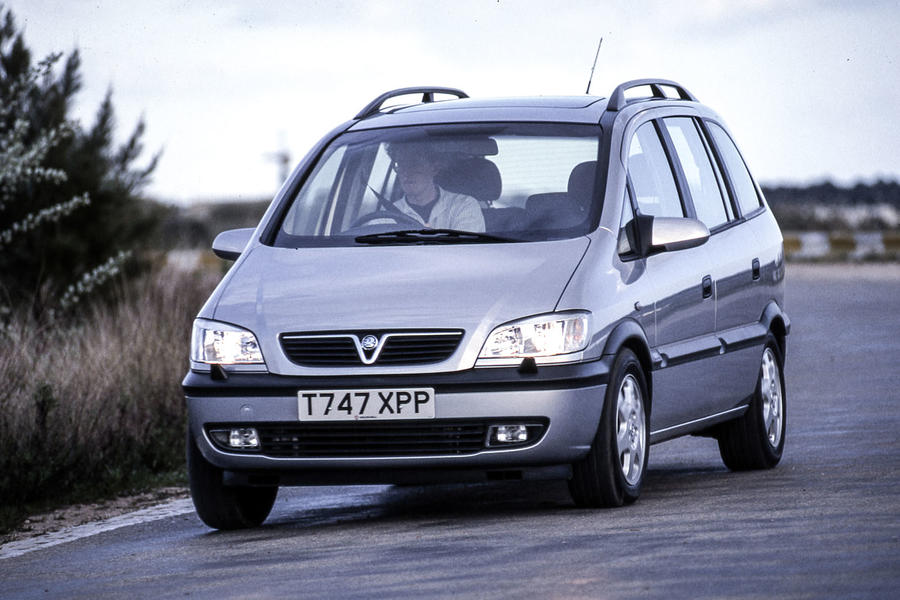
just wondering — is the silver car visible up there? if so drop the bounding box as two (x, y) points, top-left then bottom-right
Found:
(184, 80), (789, 529)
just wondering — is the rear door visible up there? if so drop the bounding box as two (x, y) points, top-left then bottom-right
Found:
(704, 121), (769, 332)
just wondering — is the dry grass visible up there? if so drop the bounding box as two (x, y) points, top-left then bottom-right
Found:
(0, 266), (218, 529)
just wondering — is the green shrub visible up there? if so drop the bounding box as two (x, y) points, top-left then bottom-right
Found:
(1, 6), (162, 319)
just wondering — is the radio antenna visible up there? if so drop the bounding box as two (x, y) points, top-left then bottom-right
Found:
(585, 37), (603, 95)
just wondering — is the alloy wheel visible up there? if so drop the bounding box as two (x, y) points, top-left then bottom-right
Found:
(616, 373), (646, 485)
(760, 347), (784, 448)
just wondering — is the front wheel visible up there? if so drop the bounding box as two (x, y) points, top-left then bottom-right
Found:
(716, 334), (786, 470)
(187, 429), (277, 530)
(569, 348), (649, 508)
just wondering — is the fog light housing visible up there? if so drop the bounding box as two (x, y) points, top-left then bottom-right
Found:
(491, 424), (529, 444)
(209, 428), (260, 451)
(229, 428), (260, 449)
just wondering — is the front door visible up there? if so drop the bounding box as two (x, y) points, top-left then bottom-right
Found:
(625, 119), (718, 433)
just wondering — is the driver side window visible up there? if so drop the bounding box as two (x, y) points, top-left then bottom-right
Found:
(338, 144), (396, 231)
(628, 122), (684, 218)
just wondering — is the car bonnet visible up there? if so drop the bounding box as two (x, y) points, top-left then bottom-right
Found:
(211, 237), (590, 374)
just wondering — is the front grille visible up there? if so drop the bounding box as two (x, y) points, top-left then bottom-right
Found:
(280, 336), (359, 366)
(377, 334), (462, 365)
(280, 331), (464, 367)
(255, 421), (488, 457)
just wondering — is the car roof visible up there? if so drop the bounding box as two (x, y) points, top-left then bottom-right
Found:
(346, 80), (714, 131)
(348, 95), (612, 130)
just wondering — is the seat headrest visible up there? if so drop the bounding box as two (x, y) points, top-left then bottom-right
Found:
(525, 192), (583, 229)
(567, 161), (598, 207)
(525, 192), (569, 214)
(435, 157), (502, 203)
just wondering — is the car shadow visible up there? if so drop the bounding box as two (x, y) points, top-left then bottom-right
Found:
(236, 458), (733, 536)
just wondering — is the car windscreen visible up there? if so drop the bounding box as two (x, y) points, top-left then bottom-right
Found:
(271, 122), (602, 247)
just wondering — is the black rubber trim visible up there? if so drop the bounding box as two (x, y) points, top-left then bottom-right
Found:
(183, 358), (611, 397)
(657, 339), (723, 369)
(656, 327), (770, 370)
(720, 330), (769, 354)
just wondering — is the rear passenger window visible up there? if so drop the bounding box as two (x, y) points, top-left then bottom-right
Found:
(663, 117), (728, 229)
(707, 123), (762, 216)
(628, 122), (684, 218)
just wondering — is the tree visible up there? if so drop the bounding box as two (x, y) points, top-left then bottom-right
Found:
(0, 5), (161, 318)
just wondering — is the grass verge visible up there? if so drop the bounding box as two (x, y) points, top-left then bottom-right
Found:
(0, 266), (218, 535)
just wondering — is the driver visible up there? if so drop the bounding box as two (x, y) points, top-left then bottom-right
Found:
(387, 142), (485, 232)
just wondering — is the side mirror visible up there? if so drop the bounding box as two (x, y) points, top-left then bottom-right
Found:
(636, 215), (709, 255)
(212, 228), (255, 260)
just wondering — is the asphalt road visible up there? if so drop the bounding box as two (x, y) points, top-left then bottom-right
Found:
(3, 263), (899, 599)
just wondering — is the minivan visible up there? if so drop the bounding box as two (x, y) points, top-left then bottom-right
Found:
(184, 80), (789, 529)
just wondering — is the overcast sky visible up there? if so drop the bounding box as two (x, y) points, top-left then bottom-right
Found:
(7, 0), (900, 204)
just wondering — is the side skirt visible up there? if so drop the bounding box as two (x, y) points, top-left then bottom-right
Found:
(649, 405), (748, 445)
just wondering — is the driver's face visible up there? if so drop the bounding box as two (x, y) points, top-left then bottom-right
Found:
(394, 157), (439, 200)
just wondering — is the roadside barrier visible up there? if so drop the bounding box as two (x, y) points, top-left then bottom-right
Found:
(783, 231), (899, 261)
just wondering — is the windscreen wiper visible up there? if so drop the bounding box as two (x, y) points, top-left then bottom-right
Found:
(355, 229), (516, 245)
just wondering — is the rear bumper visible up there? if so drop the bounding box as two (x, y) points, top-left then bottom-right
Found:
(183, 359), (610, 480)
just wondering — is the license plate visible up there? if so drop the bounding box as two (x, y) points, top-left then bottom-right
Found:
(297, 388), (435, 421)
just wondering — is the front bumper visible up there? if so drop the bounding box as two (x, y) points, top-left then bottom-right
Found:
(183, 359), (610, 480)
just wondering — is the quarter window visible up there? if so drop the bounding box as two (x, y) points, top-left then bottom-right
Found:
(281, 146), (347, 235)
(618, 188), (636, 256)
(708, 123), (762, 216)
(628, 122), (684, 218)
(663, 117), (728, 228)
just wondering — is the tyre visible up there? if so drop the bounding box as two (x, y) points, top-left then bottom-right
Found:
(716, 334), (786, 470)
(186, 429), (277, 530)
(569, 348), (649, 508)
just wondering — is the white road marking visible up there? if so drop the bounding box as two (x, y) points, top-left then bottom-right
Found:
(0, 498), (195, 560)
(0, 485), (392, 560)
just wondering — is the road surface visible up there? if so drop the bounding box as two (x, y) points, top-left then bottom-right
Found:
(2, 263), (899, 599)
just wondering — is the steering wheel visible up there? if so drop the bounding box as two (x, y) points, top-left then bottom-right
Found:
(350, 210), (422, 229)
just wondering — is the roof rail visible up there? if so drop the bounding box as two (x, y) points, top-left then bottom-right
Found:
(607, 79), (697, 112)
(354, 87), (469, 120)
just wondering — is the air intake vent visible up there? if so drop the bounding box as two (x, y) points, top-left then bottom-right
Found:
(253, 421), (488, 457)
(280, 336), (359, 366)
(280, 331), (463, 367)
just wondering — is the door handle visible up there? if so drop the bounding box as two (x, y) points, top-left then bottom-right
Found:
(752, 258), (761, 281)
(702, 275), (713, 299)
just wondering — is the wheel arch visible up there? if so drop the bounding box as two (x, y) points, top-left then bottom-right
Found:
(760, 301), (791, 360)
(601, 319), (654, 413)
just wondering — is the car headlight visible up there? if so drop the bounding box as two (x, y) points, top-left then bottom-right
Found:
(478, 312), (591, 364)
(191, 319), (265, 365)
